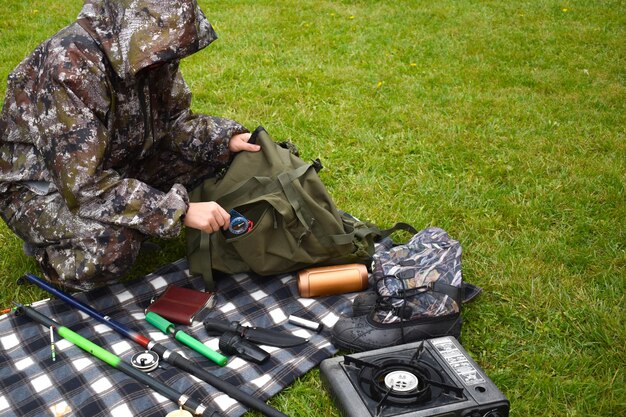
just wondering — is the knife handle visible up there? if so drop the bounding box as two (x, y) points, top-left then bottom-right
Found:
(203, 319), (239, 336)
(219, 332), (270, 364)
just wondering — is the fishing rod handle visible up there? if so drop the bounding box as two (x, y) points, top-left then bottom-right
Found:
(146, 312), (228, 366)
(17, 304), (123, 369)
(117, 361), (216, 417)
(154, 346), (291, 417)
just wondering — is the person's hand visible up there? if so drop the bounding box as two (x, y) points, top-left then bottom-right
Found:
(183, 202), (230, 233)
(229, 132), (260, 153)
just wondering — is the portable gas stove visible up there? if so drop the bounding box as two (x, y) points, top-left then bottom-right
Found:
(320, 336), (509, 417)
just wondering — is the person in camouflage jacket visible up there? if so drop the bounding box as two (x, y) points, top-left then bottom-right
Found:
(0, 0), (260, 290)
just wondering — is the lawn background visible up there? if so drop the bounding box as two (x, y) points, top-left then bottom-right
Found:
(0, 1), (624, 416)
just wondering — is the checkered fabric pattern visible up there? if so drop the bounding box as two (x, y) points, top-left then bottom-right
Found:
(0, 259), (353, 416)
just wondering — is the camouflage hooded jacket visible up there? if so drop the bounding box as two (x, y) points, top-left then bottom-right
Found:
(0, 0), (247, 238)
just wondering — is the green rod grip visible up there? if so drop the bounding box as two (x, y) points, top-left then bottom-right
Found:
(175, 331), (228, 366)
(145, 311), (228, 366)
(145, 311), (175, 334)
(57, 326), (121, 367)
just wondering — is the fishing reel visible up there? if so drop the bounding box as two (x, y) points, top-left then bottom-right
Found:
(130, 350), (159, 372)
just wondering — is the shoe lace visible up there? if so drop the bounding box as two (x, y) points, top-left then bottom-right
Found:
(373, 274), (434, 343)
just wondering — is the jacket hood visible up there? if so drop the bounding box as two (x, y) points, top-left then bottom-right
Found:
(77, 0), (217, 79)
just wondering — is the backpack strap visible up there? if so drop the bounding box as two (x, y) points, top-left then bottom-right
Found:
(376, 222), (419, 241)
(216, 175), (279, 208)
(277, 164), (316, 230)
(188, 230), (216, 291)
(431, 281), (463, 306)
(391, 281), (462, 308)
(186, 185), (217, 290)
(277, 164), (355, 253)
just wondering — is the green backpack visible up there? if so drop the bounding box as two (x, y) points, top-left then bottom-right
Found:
(186, 126), (409, 290)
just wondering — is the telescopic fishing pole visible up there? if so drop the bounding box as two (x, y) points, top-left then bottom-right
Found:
(19, 273), (290, 417)
(14, 303), (216, 417)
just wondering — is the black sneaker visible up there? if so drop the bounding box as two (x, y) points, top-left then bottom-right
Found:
(331, 307), (462, 352)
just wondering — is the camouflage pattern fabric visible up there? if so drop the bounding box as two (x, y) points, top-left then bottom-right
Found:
(0, 0), (248, 290)
(370, 227), (463, 323)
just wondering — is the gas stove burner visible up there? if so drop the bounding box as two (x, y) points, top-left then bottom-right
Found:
(320, 336), (510, 417)
(370, 365), (429, 404)
(349, 356), (435, 406)
(384, 370), (419, 392)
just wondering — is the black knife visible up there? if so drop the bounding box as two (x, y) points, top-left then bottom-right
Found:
(203, 319), (308, 347)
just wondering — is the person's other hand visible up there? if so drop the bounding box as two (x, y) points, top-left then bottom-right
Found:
(184, 202), (230, 233)
(229, 132), (260, 153)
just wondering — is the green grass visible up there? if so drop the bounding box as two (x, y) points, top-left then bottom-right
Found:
(1, 1), (624, 416)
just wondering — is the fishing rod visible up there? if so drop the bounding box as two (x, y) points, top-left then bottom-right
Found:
(19, 273), (290, 417)
(14, 303), (216, 417)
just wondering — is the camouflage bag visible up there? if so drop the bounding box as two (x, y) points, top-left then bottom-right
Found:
(186, 126), (404, 290)
(330, 227), (468, 352)
(370, 227), (464, 322)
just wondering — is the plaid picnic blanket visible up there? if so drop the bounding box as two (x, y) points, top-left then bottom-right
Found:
(0, 259), (354, 417)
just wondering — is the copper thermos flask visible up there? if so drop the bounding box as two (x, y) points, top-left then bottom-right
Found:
(297, 264), (369, 297)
